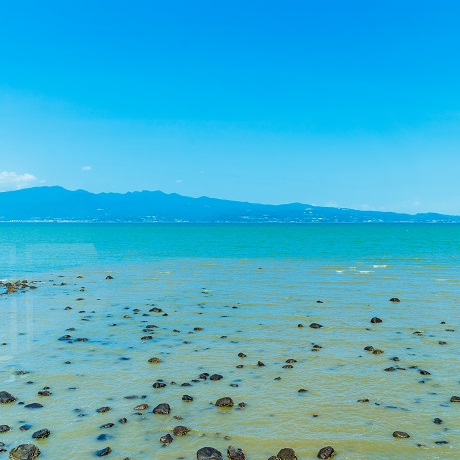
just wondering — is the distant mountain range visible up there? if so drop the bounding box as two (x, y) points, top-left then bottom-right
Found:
(0, 186), (458, 223)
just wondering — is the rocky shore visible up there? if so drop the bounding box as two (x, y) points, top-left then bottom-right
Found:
(0, 267), (458, 459)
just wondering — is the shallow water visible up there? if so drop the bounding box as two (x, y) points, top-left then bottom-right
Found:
(1, 224), (460, 459)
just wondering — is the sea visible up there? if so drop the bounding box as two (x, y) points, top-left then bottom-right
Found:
(1, 223), (459, 459)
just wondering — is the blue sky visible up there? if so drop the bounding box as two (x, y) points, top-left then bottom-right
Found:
(1, 0), (459, 214)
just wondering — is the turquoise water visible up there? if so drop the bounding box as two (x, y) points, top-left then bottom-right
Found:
(1, 224), (460, 459)
(1, 223), (460, 276)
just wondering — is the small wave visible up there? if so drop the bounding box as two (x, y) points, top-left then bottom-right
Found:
(373, 264), (387, 268)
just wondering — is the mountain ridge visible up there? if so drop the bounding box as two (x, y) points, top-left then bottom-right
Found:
(0, 186), (459, 223)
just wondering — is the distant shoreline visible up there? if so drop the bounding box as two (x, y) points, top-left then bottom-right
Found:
(1, 220), (460, 224)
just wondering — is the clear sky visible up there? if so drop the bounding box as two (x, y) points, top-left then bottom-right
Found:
(1, 0), (459, 214)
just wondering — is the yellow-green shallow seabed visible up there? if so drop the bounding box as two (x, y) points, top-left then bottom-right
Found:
(1, 223), (460, 459)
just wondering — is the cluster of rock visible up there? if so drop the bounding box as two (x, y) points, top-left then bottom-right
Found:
(196, 446), (336, 460)
(0, 280), (37, 295)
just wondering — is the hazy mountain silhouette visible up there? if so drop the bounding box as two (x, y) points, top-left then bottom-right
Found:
(0, 186), (458, 223)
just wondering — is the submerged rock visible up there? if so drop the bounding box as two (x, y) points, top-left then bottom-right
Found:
(96, 406), (111, 413)
(370, 317), (383, 323)
(32, 429), (50, 439)
(153, 403), (170, 414)
(96, 447), (112, 456)
(277, 448), (296, 460)
(160, 434), (173, 444)
(393, 431), (410, 438)
(9, 444), (41, 459)
(134, 404), (149, 410)
(227, 446), (246, 460)
(25, 403), (43, 409)
(0, 391), (17, 404)
(197, 447), (223, 460)
(173, 425), (190, 436)
(215, 397), (234, 407)
(317, 446), (336, 459)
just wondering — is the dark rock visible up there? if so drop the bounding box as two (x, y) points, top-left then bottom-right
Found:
(160, 434), (173, 444)
(134, 404), (149, 410)
(420, 370), (431, 375)
(317, 446), (336, 459)
(364, 346), (374, 352)
(20, 425), (33, 431)
(215, 397), (234, 407)
(0, 391), (17, 404)
(106, 276), (113, 280)
(9, 444), (41, 459)
(390, 298), (400, 302)
(309, 323), (323, 329)
(197, 447), (223, 460)
(153, 382), (167, 389)
(199, 373), (209, 380)
(370, 317), (383, 323)
(37, 391), (51, 397)
(298, 389), (308, 393)
(277, 448), (297, 460)
(372, 349), (384, 355)
(96, 447), (112, 456)
(97, 434), (111, 441)
(257, 361), (265, 367)
(227, 446), (246, 460)
(153, 403), (170, 414)
(238, 353), (246, 358)
(173, 425), (190, 436)
(384, 367), (396, 372)
(393, 431), (410, 438)
(0, 425), (10, 433)
(148, 357), (162, 364)
(210, 374), (223, 381)
(118, 418), (127, 424)
(32, 429), (50, 439)
(450, 396), (460, 402)
(100, 423), (114, 429)
(25, 403), (43, 409)
(96, 406), (111, 413)
(434, 418), (443, 424)
(182, 395), (194, 401)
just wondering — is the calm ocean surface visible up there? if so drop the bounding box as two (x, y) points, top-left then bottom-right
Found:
(1, 223), (460, 459)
